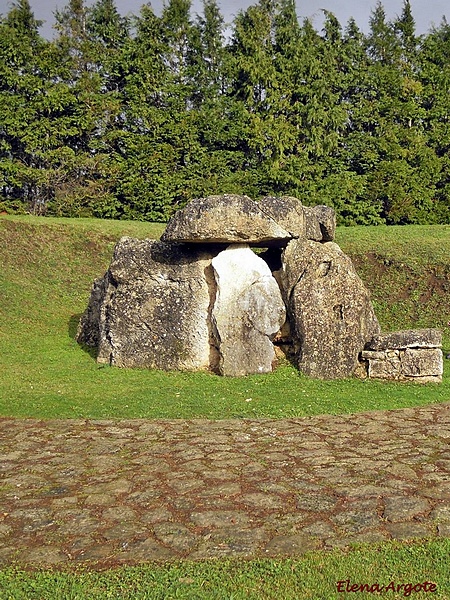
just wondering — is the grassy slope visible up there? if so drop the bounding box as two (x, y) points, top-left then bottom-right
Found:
(336, 224), (450, 336)
(1, 215), (449, 419)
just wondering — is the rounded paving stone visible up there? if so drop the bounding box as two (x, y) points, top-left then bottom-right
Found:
(264, 534), (320, 556)
(331, 510), (381, 534)
(385, 522), (434, 540)
(153, 522), (199, 552)
(240, 492), (289, 510)
(296, 494), (338, 512)
(103, 522), (149, 541)
(20, 546), (69, 566)
(188, 528), (268, 559)
(383, 496), (431, 522)
(118, 537), (178, 561)
(102, 506), (139, 521)
(190, 510), (250, 528)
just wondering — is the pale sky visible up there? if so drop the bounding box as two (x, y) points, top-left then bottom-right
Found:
(0, 0), (448, 38)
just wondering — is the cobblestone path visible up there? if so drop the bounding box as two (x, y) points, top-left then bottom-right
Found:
(1, 402), (450, 569)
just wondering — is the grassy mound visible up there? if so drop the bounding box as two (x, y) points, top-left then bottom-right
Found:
(1, 215), (449, 419)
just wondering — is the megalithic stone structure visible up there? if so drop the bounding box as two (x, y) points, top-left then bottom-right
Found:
(77, 194), (443, 382)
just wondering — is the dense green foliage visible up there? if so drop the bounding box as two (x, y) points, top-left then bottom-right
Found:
(1, 0), (450, 224)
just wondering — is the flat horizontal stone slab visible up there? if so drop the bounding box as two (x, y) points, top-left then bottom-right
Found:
(161, 194), (292, 247)
(366, 329), (442, 350)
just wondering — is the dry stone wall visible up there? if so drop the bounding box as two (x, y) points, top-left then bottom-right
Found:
(78, 194), (443, 382)
(360, 329), (443, 383)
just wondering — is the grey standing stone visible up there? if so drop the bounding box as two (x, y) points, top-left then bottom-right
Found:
(277, 238), (380, 379)
(78, 237), (219, 371)
(211, 245), (286, 376)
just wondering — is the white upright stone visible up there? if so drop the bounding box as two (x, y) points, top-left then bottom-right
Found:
(211, 245), (286, 376)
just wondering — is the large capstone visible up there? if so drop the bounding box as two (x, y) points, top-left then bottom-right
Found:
(211, 245), (286, 376)
(77, 237), (219, 371)
(161, 194), (292, 247)
(276, 238), (380, 379)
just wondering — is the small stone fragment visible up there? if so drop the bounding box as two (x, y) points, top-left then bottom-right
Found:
(303, 205), (336, 242)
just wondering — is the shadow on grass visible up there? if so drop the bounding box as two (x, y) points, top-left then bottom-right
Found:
(68, 314), (97, 360)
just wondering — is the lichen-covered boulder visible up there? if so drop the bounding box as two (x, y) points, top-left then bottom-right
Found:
(161, 194), (292, 247)
(211, 245), (286, 376)
(276, 239), (380, 379)
(258, 196), (306, 238)
(77, 237), (219, 371)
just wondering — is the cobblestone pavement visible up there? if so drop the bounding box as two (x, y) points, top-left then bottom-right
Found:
(1, 402), (450, 569)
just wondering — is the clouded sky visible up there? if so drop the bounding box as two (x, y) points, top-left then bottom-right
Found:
(0, 0), (448, 38)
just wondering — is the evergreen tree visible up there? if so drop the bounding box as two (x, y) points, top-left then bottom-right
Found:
(188, 0), (226, 105)
(420, 19), (450, 222)
(86, 0), (129, 92)
(0, 0), (56, 213)
(1, 0), (450, 225)
(42, 0), (126, 217)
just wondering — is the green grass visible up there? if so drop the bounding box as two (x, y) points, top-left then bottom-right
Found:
(1, 215), (450, 419)
(1, 539), (449, 599)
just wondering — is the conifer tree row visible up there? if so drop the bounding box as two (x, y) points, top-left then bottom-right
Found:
(1, 0), (449, 224)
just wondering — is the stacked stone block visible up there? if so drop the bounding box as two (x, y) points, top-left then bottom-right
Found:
(360, 329), (443, 383)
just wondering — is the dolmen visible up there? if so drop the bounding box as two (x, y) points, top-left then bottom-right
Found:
(77, 194), (443, 382)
